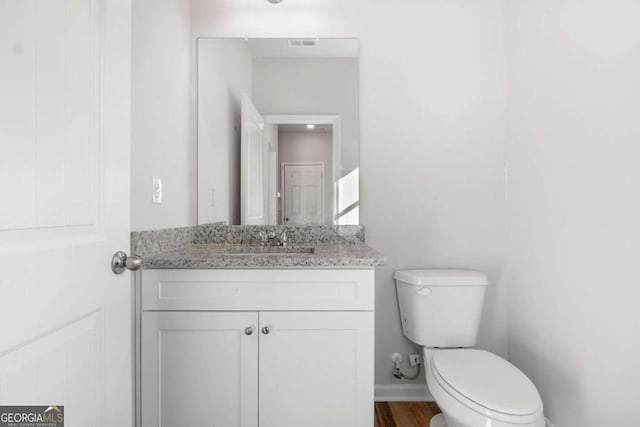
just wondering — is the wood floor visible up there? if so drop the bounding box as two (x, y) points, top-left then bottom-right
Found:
(374, 401), (442, 427)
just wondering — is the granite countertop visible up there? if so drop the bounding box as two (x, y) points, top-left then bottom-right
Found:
(142, 243), (387, 269)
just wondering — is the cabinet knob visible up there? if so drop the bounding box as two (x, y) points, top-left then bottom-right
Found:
(244, 327), (254, 336)
(261, 326), (271, 335)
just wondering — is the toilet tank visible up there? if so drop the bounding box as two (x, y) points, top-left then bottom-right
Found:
(395, 269), (488, 348)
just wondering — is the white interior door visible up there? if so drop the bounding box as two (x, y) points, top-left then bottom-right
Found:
(0, 1), (132, 426)
(282, 163), (324, 225)
(241, 94), (266, 225)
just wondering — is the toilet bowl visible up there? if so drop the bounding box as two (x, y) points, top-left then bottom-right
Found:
(394, 269), (545, 427)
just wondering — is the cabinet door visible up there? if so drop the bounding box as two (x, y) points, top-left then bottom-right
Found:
(258, 312), (374, 427)
(141, 312), (258, 427)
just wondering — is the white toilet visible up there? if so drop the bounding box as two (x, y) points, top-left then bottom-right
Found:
(395, 269), (545, 427)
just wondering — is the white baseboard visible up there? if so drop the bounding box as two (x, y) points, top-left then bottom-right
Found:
(375, 383), (433, 402)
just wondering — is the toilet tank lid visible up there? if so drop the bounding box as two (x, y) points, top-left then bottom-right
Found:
(394, 269), (488, 286)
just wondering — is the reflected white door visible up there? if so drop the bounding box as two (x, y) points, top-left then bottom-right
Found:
(263, 123), (278, 225)
(282, 163), (324, 225)
(268, 152), (278, 224)
(241, 94), (266, 225)
(0, 1), (132, 426)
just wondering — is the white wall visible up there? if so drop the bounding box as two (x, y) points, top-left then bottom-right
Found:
(131, 0), (192, 231)
(197, 39), (252, 225)
(278, 130), (333, 224)
(507, 1), (640, 425)
(190, 0), (509, 386)
(253, 58), (359, 179)
(131, 0), (640, 412)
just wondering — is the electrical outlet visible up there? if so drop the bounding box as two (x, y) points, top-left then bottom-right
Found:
(409, 353), (420, 366)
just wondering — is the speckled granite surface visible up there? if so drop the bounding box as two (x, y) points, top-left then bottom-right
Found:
(131, 225), (198, 258)
(142, 243), (386, 269)
(131, 224), (385, 269)
(192, 225), (366, 245)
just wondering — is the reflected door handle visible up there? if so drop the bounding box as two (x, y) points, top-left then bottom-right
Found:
(111, 251), (143, 274)
(284, 217), (289, 222)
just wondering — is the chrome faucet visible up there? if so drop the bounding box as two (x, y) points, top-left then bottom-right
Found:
(255, 230), (277, 246)
(255, 230), (270, 246)
(255, 230), (289, 246)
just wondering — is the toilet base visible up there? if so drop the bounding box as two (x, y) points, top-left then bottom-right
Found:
(430, 414), (446, 427)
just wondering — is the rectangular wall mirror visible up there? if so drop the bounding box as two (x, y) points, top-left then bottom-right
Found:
(197, 38), (360, 225)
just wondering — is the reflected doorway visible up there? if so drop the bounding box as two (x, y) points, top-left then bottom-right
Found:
(263, 115), (340, 225)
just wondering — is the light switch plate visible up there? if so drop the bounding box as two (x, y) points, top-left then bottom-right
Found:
(152, 176), (162, 204)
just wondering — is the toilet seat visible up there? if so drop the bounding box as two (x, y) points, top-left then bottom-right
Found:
(429, 349), (543, 424)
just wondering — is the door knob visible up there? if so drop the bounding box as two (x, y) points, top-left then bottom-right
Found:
(111, 251), (143, 274)
(262, 326), (271, 335)
(245, 327), (254, 336)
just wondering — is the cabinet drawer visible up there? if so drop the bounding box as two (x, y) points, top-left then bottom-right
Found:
(141, 269), (375, 311)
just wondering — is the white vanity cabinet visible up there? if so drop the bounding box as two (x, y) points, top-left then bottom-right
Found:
(137, 269), (375, 427)
(141, 311), (259, 427)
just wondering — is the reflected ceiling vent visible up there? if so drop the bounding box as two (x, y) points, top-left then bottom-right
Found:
(289, 39), (317, 48)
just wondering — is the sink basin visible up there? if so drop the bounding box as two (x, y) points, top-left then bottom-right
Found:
(223, 245), (315, 255)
